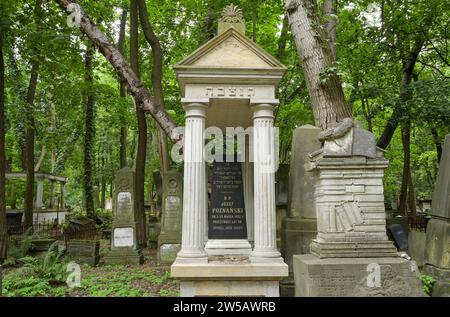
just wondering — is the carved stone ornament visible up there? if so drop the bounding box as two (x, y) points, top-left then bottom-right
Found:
(220, 4), (245, 24)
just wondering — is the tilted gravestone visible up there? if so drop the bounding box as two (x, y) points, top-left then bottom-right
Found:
(293, 120), (424, 297)
(424, 134), (450, 296)
(280, 125), (321, 297)
(157, 170), (183, 264)
(66, 240), (100, 266)
(105, 167), (143, 265)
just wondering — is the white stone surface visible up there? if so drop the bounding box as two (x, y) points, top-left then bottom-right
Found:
(113, 227), (134, 247)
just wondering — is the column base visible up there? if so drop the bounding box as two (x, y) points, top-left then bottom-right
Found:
(205, 239), (252, 256)
(293, 254), (424, 297)
(171, 259), (288, 297)
(175, 249), (208, 264)
(310, 240), (399, 258)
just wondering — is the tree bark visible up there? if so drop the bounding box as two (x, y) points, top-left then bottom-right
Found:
(398, 121), (411, 217)
(322, 0), (337, 59)
(276, 15), (289, 61)
(137, 0), (169, 173)
(285, 0), (352, 130)
(101, 156), (106, 209)
(118, 5), (128, 168)
(252, 1), (258, 43)
(83, 45), (96, 218)
(431, 127), (442, 163)
(0, 28), (8, 262)
(376, 38), (425, 149)
(55, 0), (180, 143)
(131, 0), (147, 248)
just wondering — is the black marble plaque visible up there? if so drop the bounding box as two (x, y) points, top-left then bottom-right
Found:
(208, 161), (247, 239)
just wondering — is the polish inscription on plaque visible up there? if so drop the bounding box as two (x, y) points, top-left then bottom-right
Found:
(209, 161), (247, 239)
(117, 192), (132, 216)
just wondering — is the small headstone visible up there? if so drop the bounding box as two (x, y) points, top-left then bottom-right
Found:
(157, 170), (183, 264)
(208, 161), (247, 240)
(66, 240), (100, 266)
(104, 167), (143, 265)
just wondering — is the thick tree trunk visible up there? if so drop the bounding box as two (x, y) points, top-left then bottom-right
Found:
(285, 0), (352, 130)
(131, 0), (147, 248)
(0, 29), (8, 262)
(55, 0), (180, 143)
(83, 45), (95, 218)
(137, 0), (169, 173)
(201, 6), (216, 44)
(252, 1), (258, 43)
(322, 0), (337, 59)
(118, 5), (128, 168)
(101, 157), (106, 209)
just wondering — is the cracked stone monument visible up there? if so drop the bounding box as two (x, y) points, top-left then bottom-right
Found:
(170, 5), (288, 297)
(280, 124), (321, 296)
(423, 134), (450, 297)
(105, 167), (143, 265)
(157, 170), (183, 265)
(293, 119), (424, 297)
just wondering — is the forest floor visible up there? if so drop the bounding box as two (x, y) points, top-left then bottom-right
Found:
(1, 240), (180, 297)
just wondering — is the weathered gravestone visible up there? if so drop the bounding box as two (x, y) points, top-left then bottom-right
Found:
(280, 124), (321, 297)
(105, 167), (143, 265)
(293, 120), (423, 297)
(424, 134), (450, 296)
(276, 164), (289, 247)
(157, 170), (183, 264)
(66, 240), (100, 266)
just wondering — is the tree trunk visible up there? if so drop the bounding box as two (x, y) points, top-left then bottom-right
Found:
(398, 121), (411, 217)
(377, 39), (425, 149)
(322, 0), (337, 59)
(101, 156), (106, 209)
(285, 0), (352, 130)
(201, 5), (216, 44)
(83, 45), (96, 218)
(0, 28), (8, 262)
(431, 127), (442, 162)
(408, 171), (417, 218)
(131, 0), (147, 248)
(55, 0), (180, 143)
(118, 5), (128, 168)
(137, 0), (169, 173)
(276, 15), (289, 61)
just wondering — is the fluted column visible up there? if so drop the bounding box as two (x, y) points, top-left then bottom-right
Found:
(243, 139), (254, 245)
(176, 103), (208, 263)
(250, 103), (282, 262)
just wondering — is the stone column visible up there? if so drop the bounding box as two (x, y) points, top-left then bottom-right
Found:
(35, 176), (44, 209)
(176, 103), (208, 263)
(243, 139), (254, 245)
(250, 103), (282, 262)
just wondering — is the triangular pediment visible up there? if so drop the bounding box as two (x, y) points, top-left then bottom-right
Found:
(174, 27), (286, 70)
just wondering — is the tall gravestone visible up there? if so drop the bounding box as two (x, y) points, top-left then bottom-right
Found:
(293, 120), (423, 297)
(280, 124), (321, 296)
(276, 164), (289, 247)
(157, 170), (183, 264)
(424, 134), (450, 296)
(105, 167), (143, 265)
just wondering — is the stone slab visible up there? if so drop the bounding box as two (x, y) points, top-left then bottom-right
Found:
(424, 218), (450, 269)
(104, 248), (143, 265)
(293, 254), (424, 297)
(430, 134), (450, 219)
(408, 230), (426, 267)
(158, 243), (181, 265)
(423, 264), (450, 297)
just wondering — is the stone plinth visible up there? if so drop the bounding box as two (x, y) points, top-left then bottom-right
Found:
(293, 254), (424, 297)
(171, 259), (288, 297)
(292, 120), (422, 297)
(424, 134), (450, 296)
(158, 171), (183, 265)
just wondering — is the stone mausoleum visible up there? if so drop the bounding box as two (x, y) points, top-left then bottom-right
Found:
(170, 5), (288, 296)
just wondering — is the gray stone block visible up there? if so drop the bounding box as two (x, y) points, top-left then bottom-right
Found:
(294, 254), (424, 297)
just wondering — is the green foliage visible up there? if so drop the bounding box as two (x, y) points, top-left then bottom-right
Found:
(419, 274), (437, 296)
(5, 227), (35, 266)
